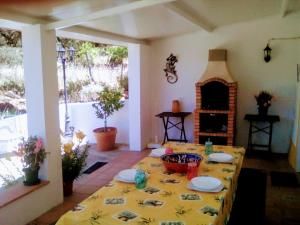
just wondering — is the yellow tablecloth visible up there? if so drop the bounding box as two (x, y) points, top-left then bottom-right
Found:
(56, 142), (245, 225)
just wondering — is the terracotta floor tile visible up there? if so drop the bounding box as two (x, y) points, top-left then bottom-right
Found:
(34, 201), (76, 224)
(64, 192), (90, 203)
(74, 184), (101, 195)
(86, 177), (112, 186)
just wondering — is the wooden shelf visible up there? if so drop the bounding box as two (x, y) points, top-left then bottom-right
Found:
(198, 132), (228, 137)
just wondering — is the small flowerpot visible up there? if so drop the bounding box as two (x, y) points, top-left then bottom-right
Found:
(93, 127), (117, 151)
(172, 100), (180, 113)
(258, 105), (269, 116)
(23, 167), (40, 186)
(63, 180), (74, 197)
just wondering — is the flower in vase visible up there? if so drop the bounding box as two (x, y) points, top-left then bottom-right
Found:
(75, 130), (86, 141)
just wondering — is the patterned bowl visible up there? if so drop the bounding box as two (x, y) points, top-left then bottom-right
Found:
(161, 153), (202, 173)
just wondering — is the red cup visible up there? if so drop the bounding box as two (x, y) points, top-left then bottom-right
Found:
(165, 148), (173, 154)
(187, 162), (198, 180)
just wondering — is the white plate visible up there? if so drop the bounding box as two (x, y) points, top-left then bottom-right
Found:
(187, 182), (224, 193)
(149, 147), (166, 157)
(114, 174), (136, 183)
(191, 176), (222, 190)
(208, 153), (233, 163)
(118, 169), (138, 182)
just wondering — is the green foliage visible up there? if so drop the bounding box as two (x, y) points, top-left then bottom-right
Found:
(67, 81), (83, 95)
(0, 174), (19, 189)
(56, 37), (108, 66)
(255, 90), (273, 107)
(77, 42), (99, 58)
(62, 139), (89, 182)
(66, 79), (91, 102)
(117, 75), (128, 91)
(106, 46), (128, 66)
(92, 86), (124, 130)
(0, 79), (25, 96)
(0, 46), (23, 65)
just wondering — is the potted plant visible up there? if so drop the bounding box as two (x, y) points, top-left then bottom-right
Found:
(17, 136), (46, 186)
(255, 90), (273, 115)
(61, 130), (89, 196)
(92, 85), (124, 151)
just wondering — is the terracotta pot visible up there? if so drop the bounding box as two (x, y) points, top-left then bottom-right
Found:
(63, 180), (73, 197)
(172, 100), (180, 113)
(93, 127), (117, 151)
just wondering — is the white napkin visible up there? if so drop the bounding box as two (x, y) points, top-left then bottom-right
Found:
(149, 147), (166, 157)
(117, 169), (137, 182)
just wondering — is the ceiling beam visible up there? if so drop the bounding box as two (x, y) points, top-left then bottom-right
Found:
(280, 0), (290, 18)
(46, 0), (176, 30)
(165, 1), (214, 32)
(0, 10), (148, 45)
(58, 26), (150, 46)
(0, 9), (45, 26)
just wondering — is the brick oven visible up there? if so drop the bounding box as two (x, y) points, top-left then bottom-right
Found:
(194, 49), (237, 145)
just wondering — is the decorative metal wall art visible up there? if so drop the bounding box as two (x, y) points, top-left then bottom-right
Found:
(164, 54), (178, 84)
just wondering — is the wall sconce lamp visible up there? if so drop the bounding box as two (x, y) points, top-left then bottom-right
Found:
(263, 35), (300, 63)
(263, 43), (272, 63)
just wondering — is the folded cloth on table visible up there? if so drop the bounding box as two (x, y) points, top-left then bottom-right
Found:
(149, 147), (167, 157)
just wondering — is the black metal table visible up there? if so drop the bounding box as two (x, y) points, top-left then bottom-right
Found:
(156, 112), (191, 144)
(244, 114), (280, 153)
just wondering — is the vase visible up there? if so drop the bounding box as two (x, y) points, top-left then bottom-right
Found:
(23, 167), (40, 186)
(63, 180), (74, 196)
(172, 100), (180, 113)
(258, 105), (269, 116)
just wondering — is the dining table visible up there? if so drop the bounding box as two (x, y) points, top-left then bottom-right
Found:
(56, 142), (245, 225)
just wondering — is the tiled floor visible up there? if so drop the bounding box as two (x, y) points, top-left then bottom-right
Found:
(28, 145), (151, 225)
(28, 147), (300, 225)
(243, 154), (300, 225)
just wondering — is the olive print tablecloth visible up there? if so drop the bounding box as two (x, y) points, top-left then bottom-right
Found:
(56, 142), (245, 225)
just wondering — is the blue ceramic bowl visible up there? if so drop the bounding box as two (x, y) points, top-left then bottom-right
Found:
(161, 153), (202, 173)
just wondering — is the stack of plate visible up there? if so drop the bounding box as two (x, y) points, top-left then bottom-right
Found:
(207, 153), (233, 163)
(188, 176), (224, 192)
(149, 147), (166, 157)
(115, 169), (137, 183)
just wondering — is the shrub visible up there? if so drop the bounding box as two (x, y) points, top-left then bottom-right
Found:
(0, 46), (23, 66)
(0, 79), (25, 96)
(117, 75), (128, 91)
(66, 79), (92, 102)
(92, 85), (124, 130)
(105, 46), (128, 67)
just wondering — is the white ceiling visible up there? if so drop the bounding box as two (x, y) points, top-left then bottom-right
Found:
(0, 0), (299, 42)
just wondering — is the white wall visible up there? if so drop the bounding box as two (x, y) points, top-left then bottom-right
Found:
(149, 13), (300, 153)
(60, 101), (129, 144)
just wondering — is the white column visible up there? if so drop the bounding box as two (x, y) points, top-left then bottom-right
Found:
(0, 24), (63, 225)
(23, 24), (62, 183)
(128, 44), (151, 151)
